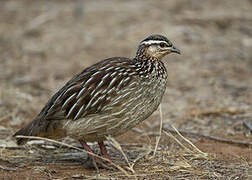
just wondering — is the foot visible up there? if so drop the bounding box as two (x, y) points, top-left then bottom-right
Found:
(79, 140), (113, 170)
(84, 155), (113, 170)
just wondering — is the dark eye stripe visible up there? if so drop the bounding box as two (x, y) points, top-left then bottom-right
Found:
(160, 42), (172, 47)
(160, 42), (166, 48)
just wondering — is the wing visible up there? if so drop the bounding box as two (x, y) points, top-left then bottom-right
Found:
(37, 57), (137, 121)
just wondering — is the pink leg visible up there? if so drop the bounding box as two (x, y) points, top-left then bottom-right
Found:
(79, 140), (94, 154)
(79, 140), (111, 170)
(79, 140), (99, 170)
(98, 141), (111, 161)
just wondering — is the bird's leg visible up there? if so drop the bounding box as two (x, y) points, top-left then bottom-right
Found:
(79, 140), (99, 170)
(98, 141), (111, 161)
(79, 140), (111, 170)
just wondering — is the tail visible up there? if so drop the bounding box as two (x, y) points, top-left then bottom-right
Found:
(13, 118), (44, 145)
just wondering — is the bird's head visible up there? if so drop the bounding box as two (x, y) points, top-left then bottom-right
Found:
(136, 34), (181, 60)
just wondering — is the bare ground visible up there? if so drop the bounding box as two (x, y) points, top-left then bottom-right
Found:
(0, 0), (252, 179)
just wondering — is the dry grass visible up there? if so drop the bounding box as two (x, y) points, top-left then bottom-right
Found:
(0, 0), (252, 179)
(0, 126), (249, 179)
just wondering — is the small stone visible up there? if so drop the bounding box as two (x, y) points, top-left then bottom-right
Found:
(72, 174), (84, 179)
(27, 140), (45, 145)
(41, 145), (56, 150)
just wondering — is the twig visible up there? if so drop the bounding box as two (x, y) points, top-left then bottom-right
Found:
(0, 165), (17, 171)
(164, 125), (208, 159)
(152, 104), (163, 157)
(131, 145), (152, 170)
(15, 135), (130, 177)
(243, 121), (252, 132)
(107, 136), (135, 174)
(169, 125), (207, 156)
(135, 124), (252, 146)
(0, 146), (26, 150)
(163, 125), (252, 146)
(163, 130), (193, 153)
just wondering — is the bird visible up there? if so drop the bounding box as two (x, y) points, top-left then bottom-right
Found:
(14, 34), (180, 168)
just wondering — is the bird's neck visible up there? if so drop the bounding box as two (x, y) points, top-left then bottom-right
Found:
(136, 47), (159, 62)
(134, 53), (167, 80)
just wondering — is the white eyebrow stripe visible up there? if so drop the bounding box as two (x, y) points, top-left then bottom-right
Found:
(140, 40), (167, 45)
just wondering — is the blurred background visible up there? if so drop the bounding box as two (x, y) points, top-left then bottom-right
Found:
(0, 0), (251, 178)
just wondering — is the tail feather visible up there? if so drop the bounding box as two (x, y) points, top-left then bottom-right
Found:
(13, 118), (42, 145)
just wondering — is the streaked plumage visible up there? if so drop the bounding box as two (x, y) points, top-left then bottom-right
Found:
(14, 34), (180, 168)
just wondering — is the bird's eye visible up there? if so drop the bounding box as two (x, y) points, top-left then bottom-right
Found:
(160, 43), (166, 48)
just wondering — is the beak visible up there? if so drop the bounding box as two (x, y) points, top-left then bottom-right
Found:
(170, 46), (181, 54)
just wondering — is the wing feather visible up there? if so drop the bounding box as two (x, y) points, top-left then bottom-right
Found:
(40, 58), (135, 121)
